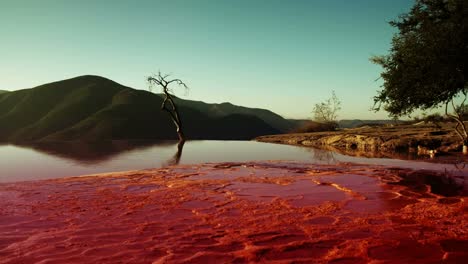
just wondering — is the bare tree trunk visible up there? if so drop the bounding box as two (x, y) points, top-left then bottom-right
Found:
(161, 92), (185, 142)
(147, 72), (188, 142)
(166, 93), (185, 142)
(445, 100), (468, 154)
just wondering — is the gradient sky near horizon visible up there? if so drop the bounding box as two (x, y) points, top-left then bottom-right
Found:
(0, 0), (414, 119)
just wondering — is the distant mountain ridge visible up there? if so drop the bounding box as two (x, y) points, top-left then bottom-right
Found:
(338, 119), (403, 128)
(172, 98), (296, 132)
(0, 75), (285, 142)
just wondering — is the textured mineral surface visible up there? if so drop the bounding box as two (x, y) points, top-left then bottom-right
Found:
(0, 162), (466, 263)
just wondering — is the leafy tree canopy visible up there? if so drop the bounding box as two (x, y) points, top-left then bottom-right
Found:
(372, 0), (468, 117)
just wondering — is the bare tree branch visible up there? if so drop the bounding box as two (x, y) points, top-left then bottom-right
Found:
(445, 100), (468, 146)
(147, 71), (189, 142)
(312, 91), (341, 129)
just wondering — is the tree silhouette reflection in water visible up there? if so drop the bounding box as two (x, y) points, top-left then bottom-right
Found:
(308, 147), (337, 164)
(20, 140), (170, 165)
(163, 140), (185, 166)
(23, 140), (185, 167)
(2, 140), (468, 193)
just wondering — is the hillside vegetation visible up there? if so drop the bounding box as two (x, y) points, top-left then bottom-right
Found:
(0, 75), (282, 142)
(173, 98), (295, 132)
(338, 119), (406, 128)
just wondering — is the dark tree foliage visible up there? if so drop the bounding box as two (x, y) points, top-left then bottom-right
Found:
(371, 0), (468, 116)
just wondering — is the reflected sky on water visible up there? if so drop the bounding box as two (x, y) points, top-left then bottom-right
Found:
(1, 140), (468, 183)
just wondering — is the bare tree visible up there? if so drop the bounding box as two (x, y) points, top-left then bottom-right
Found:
(445, 91), (468, 153)
(147, 72), (188, 142)
(313, 90), (341, 128)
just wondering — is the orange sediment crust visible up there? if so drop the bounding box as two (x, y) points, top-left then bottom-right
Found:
(0, 162), (466, 263)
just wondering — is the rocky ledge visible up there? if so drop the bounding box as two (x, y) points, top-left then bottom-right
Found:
(256, 123), (464, 156)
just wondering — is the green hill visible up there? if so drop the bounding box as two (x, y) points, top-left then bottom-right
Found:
(0, 90), (8, 94)
(0, 75), (282, 142)
(172, 98), (296, 132)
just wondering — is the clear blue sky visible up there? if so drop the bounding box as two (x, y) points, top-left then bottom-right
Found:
(0, 0), (414, 119)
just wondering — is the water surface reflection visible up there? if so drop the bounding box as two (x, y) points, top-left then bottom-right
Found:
(1, 140), (468, 184)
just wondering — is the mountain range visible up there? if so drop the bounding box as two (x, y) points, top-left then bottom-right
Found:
(338, 119), (404, 128)
(0, 75), (295, 142)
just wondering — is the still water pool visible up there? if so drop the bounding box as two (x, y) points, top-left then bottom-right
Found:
(1, 140), (467, 182)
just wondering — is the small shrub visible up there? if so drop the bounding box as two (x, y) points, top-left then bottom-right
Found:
(291, 121), (337, 133)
